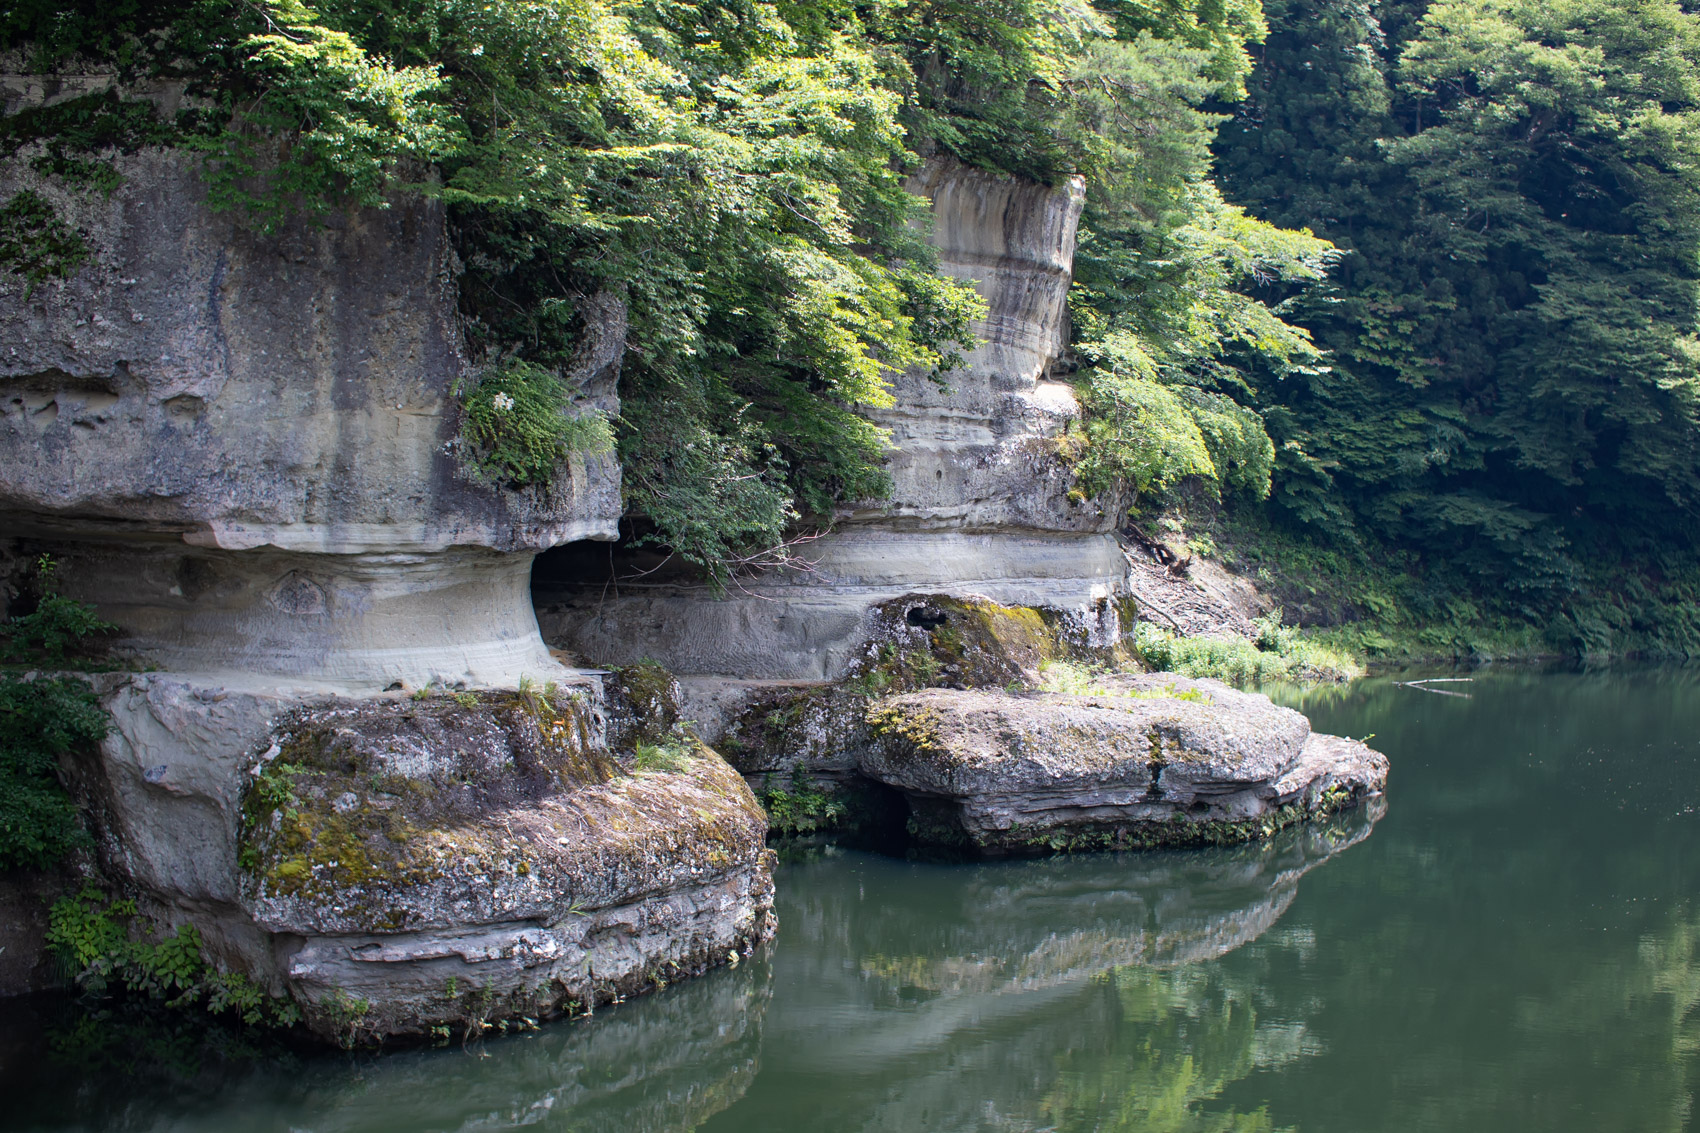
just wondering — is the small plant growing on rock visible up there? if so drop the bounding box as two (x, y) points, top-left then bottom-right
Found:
(319, 987), (373, 1048)
(761, 766), (846, 836)
(456, 359), (613, 488)
(634, 724), (696, 774)
(1, 558), (116, 665)
(1039, 659), (1108, 696)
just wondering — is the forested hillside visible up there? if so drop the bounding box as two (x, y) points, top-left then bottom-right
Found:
(1214, 0), (1700, 657)
(6, 0), (1700, 657)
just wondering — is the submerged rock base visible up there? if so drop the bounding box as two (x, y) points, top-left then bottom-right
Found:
(79, 672), (775, 1044)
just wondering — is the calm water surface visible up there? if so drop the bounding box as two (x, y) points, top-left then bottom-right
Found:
(6, 668), (1700, 1131)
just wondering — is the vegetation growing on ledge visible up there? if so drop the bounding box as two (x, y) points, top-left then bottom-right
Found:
(758, 766), (847, 837)
(46, 887), (301, 1028)
(455, 359), (613, 488)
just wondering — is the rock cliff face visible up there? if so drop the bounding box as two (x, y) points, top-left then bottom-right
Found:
(536, 157), (1129, 683)
(1, 148), (617, 688)
(0, 132), (772, 1037)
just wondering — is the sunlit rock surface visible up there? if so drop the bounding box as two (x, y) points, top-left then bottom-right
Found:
(862, 676), (1386, 852)
(0, 146), (621, 689)
(536, 157), (1130, 682)
(716, 601), (1385, 853)
(243, 693), (773, 1039)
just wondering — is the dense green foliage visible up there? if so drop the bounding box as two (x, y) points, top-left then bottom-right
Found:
(0, 559), (114, 872)
(1213, 0), (1700, 653)
(47, 886), (302, 1026)
(456, 360), (613, 487)
(10, 0), (1699, 646)
(0, 0), (1322, 581)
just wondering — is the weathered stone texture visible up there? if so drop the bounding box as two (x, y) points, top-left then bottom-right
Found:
(0, 150), (618, 553)
(860, 677), (1386, 852)
(716, 653), (1386, 854)
(60, 673), (775, 1041)
(0, 136), (620, 686)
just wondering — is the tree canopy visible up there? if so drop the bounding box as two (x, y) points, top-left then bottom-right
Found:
(1, 0), (1323, 581)
(10, 0), (1700, 649)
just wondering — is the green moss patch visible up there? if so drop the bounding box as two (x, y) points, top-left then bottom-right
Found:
(238, 687), (614, 915)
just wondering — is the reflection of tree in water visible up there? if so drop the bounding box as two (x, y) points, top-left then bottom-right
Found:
(1236, 670), (1700, 1133)
(1041, 965), (1291, 1133)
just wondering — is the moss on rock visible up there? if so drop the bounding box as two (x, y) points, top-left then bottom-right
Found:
(844, 593), (1135, 695)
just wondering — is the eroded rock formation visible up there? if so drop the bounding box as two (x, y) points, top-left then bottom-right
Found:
(0, 136), (773, 1037)
(536, 157), (1130, 683)
(722, 595), (1386, 853)
(863, 678), (1385, 852)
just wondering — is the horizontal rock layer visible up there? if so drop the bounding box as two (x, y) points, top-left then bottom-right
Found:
(49, 542), (562, 688)
(863, 677), (1386, 852)
(537, 158), (1125, 683)
(538, 532), (1130, 680)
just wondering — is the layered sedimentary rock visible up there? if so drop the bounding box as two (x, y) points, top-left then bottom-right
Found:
(241, 693), (772, 1038)
(0, 129), (772, 1035)
(1, 147), (618, 688)
(537, 157), (1129, 682)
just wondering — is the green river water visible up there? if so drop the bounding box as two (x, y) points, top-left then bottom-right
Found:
(5, 667), (1700, 1131)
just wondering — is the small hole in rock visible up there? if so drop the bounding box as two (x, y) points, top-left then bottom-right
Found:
(906, 606), (949, 630)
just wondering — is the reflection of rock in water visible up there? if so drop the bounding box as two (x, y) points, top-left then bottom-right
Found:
(0, 953), (771, 1133)
(864, 800), (1380, 1005)
(699, 802), (1381, 1133)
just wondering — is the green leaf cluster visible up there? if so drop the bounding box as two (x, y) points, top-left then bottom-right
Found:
(456, 359), (613, 487)
(0, 675), (105, 871)
(0, 190), (89, 296)
(0, 558), (115, 873)
(46, 886), (302, 1027)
